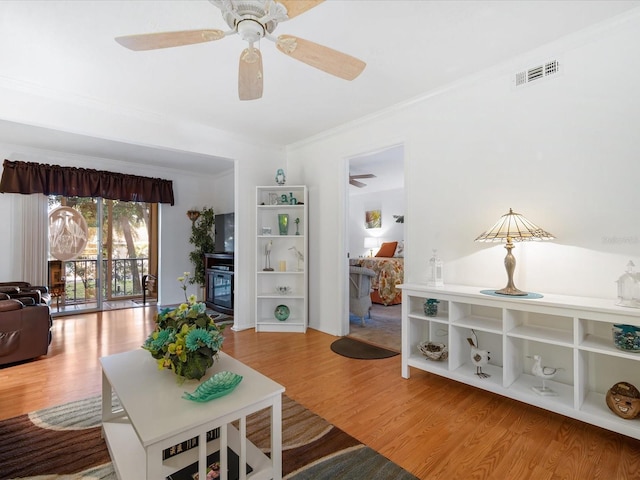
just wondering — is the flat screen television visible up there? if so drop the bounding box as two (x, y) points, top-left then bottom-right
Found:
(214, 213), (234, 253)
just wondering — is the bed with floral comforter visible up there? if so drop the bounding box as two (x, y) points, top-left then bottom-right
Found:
(350, 257), (403, 305)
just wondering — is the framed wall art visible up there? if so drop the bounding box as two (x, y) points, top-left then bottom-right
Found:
(365, 209), (381, 229)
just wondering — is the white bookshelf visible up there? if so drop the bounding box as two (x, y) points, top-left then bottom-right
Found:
(255, 186), (308, 333)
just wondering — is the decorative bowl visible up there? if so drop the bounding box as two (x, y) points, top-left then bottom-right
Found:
(612, 324), (640, 353)
(606, 381), (640, 419)
(418, 341), (448, 361)
(275, 285), (292, 295)
(182, 371), (243, 402)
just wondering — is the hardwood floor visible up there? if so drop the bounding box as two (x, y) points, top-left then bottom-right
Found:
(2, 307), (640, 479)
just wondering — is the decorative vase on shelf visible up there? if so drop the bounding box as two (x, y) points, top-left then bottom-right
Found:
(274, 304), (290, 321)
(616, 260), (640, 308)
(278, 214), (289, 235)
(424, 298), (439, 317)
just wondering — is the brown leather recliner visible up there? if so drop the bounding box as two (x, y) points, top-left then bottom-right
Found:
(0, 281), (51, 306)
(0, 298), (52, 365)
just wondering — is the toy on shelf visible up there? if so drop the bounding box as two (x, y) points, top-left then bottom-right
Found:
(289, 246), (304, 271)
(528, 354), (563, 396)
(467, 330), (490, 378)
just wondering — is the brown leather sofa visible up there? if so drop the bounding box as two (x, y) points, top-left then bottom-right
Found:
(0, 281), (52, 305)
(0, 297), (52, 365)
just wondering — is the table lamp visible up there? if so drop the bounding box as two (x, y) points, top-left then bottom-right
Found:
(475, 208), (554, 296)
(364, 237), (379, 257)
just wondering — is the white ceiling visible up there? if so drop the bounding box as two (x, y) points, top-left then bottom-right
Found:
(1, 0), (639, 172)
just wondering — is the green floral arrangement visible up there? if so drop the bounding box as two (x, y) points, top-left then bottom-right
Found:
(143, 273), (225, 382)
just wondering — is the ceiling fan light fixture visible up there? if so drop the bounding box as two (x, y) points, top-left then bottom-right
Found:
(218, 1), (283, 34)
(237, 19), (265, 43)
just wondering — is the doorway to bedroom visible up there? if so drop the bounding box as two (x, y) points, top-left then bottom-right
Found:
(346, 144), (405, 351)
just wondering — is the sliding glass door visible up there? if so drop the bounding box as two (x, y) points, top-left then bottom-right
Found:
(48, 196), (157, 314)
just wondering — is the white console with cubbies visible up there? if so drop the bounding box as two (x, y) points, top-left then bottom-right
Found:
(400, 283), (640, 440)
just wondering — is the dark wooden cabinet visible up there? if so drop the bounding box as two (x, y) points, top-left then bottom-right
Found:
(204, 253), (234, 315)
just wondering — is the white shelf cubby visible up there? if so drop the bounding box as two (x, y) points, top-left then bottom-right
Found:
(401, 283), (640, 440)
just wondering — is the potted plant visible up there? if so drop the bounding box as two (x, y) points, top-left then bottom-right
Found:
(142, 273), (225, 382)
(188, 207), (215, 288)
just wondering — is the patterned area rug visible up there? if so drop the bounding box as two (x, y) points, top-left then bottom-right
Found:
(0, 394), (417, 480)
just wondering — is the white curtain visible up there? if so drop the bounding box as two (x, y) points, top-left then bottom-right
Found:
(20, 194), (49, 286)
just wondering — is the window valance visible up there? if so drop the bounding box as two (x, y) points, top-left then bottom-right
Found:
(0, 159), (174, 205)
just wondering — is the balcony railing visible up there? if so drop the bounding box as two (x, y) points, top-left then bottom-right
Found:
(58, 257), (150, 305)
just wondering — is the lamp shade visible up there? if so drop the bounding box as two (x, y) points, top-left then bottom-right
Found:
(475, 208), (554, 296)
(475, 208), (554, 243)
(364, 237), (379, 249)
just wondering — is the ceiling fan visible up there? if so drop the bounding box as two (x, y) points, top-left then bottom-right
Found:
(114, 0), (366, 101)
(349, 173), (376, 188)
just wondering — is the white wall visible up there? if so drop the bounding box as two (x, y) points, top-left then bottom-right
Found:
(210, 170), (234, 215)
(349, 188), (404, 258)
(288, 10), (640, 336)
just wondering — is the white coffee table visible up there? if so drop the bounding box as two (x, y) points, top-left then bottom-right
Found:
(101, 349), (284, 480)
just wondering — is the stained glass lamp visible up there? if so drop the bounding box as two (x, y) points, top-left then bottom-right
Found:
(475, 208), (554, 296)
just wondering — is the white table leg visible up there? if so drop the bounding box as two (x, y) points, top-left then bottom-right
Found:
(271, 394), (282, 480)
(146, 443), (164, 480)
(198, 431), (207, 480)
(101, 371), (110, 425)
(220, 424), (228, 480)
(239, 417), (247, 480)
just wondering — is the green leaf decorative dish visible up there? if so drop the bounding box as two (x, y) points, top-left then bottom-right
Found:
(182, 371), (243, 402)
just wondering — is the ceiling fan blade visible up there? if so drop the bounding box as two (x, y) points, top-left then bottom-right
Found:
(115, 29), (225, 51)
(350, 174), (376, 179)
(350, 179), (367, 188)
(279, 0), (325, 19)
(238, 48), (264, 101)
(276, 35), (365, 81)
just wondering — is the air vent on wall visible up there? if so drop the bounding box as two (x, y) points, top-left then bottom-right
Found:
(515, 60), (559, 86)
